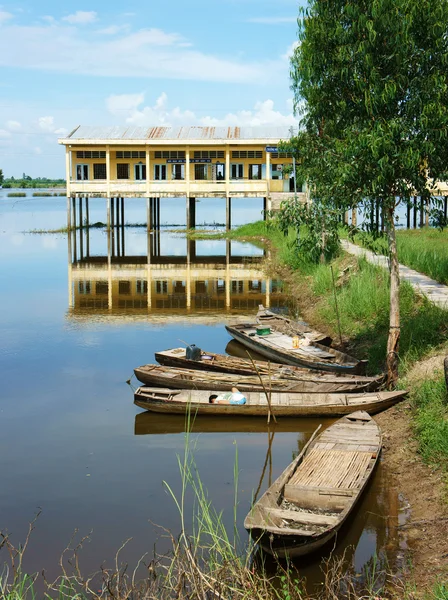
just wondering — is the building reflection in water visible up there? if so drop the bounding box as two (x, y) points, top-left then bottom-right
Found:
(67, 225), (287, 320)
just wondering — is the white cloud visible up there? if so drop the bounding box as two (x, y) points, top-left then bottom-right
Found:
(97, 24), (130, 35)
(38, 116), (56, 131)
(0, 10), (13, 24)
(34, 147), (42, 154)
(282, 41), (299, 61)
(42, 15), (56, 24)
(106, 92), (297, 128)
(0, 128), (11, 138)
(248, 16), (296, 24)
(6, 120), (21, 131)
(62, 11), (97, 24)
(0, 23), (283, 84)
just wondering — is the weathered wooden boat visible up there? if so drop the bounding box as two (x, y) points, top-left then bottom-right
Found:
(133, 387), (407, 416)
(136, 361), (384, 394)
(225, 323), (367, 374)
(244, 411), (381, 557)
(257, 305), (332, 346)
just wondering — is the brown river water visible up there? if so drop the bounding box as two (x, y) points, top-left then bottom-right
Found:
(0, 194), (410, 595)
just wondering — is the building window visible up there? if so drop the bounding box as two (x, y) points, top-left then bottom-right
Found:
(230, 164), (244, 179)
(195, 281), (207, 294)
(156, 280), (168, 294)
(154, 165), (167, 180)
(134, 163), (146, 181)
(217, 279), (225, 294)
(96, 281), (108, 295)
(172, 164), (185, 180)
(271, 164), (283, 180)
(194, 164), (208, 180)
(249, 164), (262, 180)
(76, 164), (89, 181)
(232, 150), (263, 159)
(78, 281), (91, 294)
(77, 151), (106, 159)
(117, 164), (130, 179)
(116, 151), (145, 159)
(173, 281), (185, 294)
(214, 163), (225, 181)
(93, 164), (107, 179)
(248, 280), (261, 292)
(136, 280), (148, 294)
(154, 150), (185, 159)
(231, 280), (244, 294)
(193, 150), (224, 159)
(119, 281), (131, 295)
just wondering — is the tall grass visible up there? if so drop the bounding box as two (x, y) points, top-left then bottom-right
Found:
(409, 374), (448, 476)
(7, 192), (26, 197)
(348, 228), (448, 284)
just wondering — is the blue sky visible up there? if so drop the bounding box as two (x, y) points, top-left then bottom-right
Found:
(0, 0), (304, 178)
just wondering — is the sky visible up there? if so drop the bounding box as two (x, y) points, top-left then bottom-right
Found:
(0, 0), (304, 178)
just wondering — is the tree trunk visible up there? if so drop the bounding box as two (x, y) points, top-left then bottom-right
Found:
(386, 204), (400, 387)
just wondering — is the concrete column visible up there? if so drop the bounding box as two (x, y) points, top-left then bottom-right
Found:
(266, 278), (271, 308)
(106, 145), (111, 199)
(187, 197), (196, 229)
(226, 196), (231, 230)
(72, 197), (77, 262)
(425, 198), (430, 227)
(67, 196), (72, 230)
(65, 147), (71, 197)
(146, 147), (151, 198)
(186, 146), (190, 198)
(265, 151), (271, 212)
(406, 202), (410, 230)
(263, 197), (267, 220)
(413, 197), (417, 229)
(444, 198), (448, 221)
(419, 197), (424, 227)
(121, 198), (125, 257)
(79, 198), (84, 260)
(225, 145), (230, 198)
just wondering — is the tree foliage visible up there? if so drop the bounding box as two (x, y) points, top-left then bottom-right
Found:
(287, 0), (448, 384)
(0, 169), (4, 185)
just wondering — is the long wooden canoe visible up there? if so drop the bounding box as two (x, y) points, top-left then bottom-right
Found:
(133, 387), (407, 417)
(244, 411), (381, 557)
(225, 323), (367, 374)
(257, 305), (332, 346)
(154, 348), (384, 392)
(135, 362), (383, 394)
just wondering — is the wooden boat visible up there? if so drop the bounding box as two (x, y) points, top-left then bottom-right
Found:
(257, 305), (332, 346)
(133, 387), (407, 417)
(225, 323), (367, 374)
(135, 362), (384, 394)
(244, 411), (381, 557)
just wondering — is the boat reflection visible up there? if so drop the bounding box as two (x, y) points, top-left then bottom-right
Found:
(67, 227), (286, 321)
(134, 411), (325, 436)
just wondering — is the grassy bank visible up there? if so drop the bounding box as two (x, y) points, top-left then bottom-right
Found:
(214, 221), (448, 481)
(345, 227), (448, 285)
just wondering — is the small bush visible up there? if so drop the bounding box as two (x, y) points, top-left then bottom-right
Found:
(7, 192), (26, 197)
(32, 192), (52, 197)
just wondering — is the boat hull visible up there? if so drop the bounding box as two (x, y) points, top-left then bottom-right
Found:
(133, 388), (406, 417)
(226, 325), (367, 374)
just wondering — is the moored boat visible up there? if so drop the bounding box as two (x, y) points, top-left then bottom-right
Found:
(225, 323), (367, 374)
(135, 362), (384, 394)
(256, 305), (332, 346)
(133, 387), (407, 417)
(244, 411), (381, 557)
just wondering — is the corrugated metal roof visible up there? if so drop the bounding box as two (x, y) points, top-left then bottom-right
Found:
(64, 125), (295, 141)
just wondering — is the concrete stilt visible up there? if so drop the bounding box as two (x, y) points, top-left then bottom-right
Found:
(226, 196), (231, 230)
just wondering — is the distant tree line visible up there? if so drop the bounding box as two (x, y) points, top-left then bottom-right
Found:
(0, 171), (66, 189)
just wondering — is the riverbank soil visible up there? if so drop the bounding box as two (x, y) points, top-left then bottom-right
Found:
(375, 393), (448, 591)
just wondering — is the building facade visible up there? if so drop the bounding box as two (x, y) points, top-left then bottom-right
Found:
(58, 126), (305, 229)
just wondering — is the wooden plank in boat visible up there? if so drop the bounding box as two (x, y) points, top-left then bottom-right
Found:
(283, 485), (354, 510)
(265, 508), (339, 526)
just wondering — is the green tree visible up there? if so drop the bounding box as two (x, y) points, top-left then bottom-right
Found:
(0, 169), (4, 185)
(288, 0), (448, 385)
